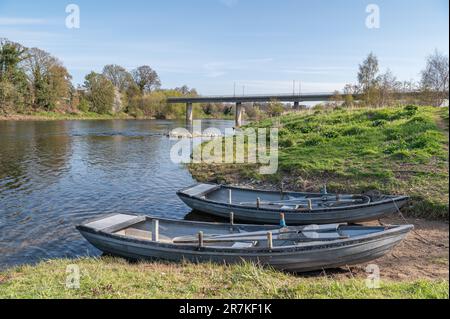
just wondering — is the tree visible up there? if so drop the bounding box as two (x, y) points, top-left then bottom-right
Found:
(421, 50), (449, 106)
(175, 85), (198, 96)
(132, 66), (161, 93)
(102, 64), (134, 91)
(399, 80), (420, 105)
(357, 53), (381, 107)
(343, 84), (357, 108)
(25, 48), (72, 110)
(0, 39), (27, 80)
(267, 100), (284, 117)
(377, 69), (401, 107)
(329, 90), (343, 107)
(83, 72), (115, 114)
(0, 39), (30, 113)
(202, 103), (217, 115)
(358, 53), (379, 91)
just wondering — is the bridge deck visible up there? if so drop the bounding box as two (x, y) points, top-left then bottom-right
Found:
(166, 91), (425, 104)
(167, 93), (336, 104)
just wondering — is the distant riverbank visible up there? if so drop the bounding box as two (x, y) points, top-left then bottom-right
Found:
(0, 111), (237, 122)
(0, 111), (136, 121)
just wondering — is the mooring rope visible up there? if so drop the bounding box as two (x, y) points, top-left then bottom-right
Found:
(392, 198), (445, 248)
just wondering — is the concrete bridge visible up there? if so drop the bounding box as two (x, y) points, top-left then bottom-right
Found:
(167, 92), (339, 127)
(167, 91), (427, 127)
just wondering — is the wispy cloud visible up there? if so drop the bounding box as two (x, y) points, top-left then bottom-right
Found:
(0, 30), (60, 47)
(233, 80), (346, 94)
(223, 31), (292, 38)
(0, 17), (48, 26)
(282, 66), (353, 75)
(203, 58), (273, 78)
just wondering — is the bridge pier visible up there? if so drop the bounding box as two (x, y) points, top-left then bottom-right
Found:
(235, 102), (243, 127)
(186, 103), (193, 122)
(294, 101), (299, 109)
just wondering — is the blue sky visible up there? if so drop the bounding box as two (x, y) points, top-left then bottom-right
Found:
(0, 0), (448, 95)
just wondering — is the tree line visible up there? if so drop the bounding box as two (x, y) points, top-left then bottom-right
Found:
(1, 38), (448, 118)
(0, 38), (197, 118)
(328, 51), (449, 108)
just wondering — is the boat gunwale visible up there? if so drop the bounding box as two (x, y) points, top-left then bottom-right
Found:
(176, 183), (410, 213)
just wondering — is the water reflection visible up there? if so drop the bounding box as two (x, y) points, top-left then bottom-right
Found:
(0, 119), (234, 269)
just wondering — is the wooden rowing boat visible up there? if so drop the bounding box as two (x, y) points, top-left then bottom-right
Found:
(177, 183), (410, 225)
(77, 213), (413, 273)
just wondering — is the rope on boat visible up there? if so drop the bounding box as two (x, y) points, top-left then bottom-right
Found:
(392, 198), (445, 248)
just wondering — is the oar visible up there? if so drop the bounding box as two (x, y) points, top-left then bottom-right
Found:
(173, 232), (349, 244)
(239, 196), (359, 206)
(172, 224), (343, 243)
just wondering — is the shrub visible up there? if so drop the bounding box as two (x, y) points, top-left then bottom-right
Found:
(77, 98), (90, 113)
(404, 104), (419, 117)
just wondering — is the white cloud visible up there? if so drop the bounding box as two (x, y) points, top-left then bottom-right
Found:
(0, 17), (48, 26)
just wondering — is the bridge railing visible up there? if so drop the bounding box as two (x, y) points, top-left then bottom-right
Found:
(168, 92), (338, 99)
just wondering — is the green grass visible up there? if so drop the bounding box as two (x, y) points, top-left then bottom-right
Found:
(0, 111), (135, 121)
(0, 257), (447, 299)
(189, 106), (449, 220)
(33, 111), (133, 120)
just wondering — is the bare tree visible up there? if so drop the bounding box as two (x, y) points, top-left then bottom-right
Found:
(132, 65), (161, 93)
(377, 69), (401, 107)
(421, 50), (449, 106)
(102, 64), (134, 92)
(329, 90), (343, 107)
(400, 80), (420, 105)
(358, 52), (379, 92)
(357, 53), (381, 107)
(343, 84), (358, 108)
(175, 85), (197, 96)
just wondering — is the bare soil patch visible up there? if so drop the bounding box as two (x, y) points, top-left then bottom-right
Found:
(326, 216), (449, 281)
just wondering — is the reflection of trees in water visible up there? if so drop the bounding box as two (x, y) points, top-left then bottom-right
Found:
(34, 122), (72, 175)
(0, 124), (27, 186)
(81, 120), (170, 174)
(0, 121), (72, 191)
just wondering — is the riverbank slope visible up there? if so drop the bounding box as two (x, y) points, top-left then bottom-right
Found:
(190, 106), (449, 220)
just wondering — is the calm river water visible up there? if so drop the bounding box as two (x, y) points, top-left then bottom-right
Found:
(0, 119), (234, 269)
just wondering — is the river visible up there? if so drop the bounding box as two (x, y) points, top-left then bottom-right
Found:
(0, 119), (234, 269)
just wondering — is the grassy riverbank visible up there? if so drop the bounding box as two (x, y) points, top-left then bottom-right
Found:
(0, 111), (238, 121)
(0, 257), (448, 299)
(0, 111), (136, 121)
(190, 106), (449, 220)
